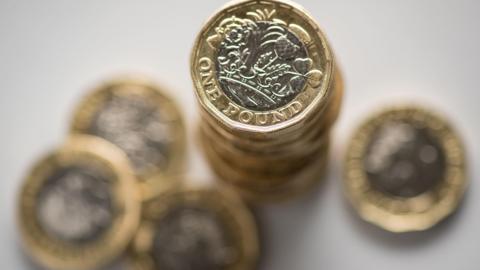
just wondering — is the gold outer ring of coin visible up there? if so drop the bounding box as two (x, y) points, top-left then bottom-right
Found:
(199, 125), (329, 174)
(211, 142), (330, 202)
(199, 72), (342, 154)
(17, 135), (141, 270)
(191, 0), (336, 139)
(129, 183), (259, 270)
(69, 76), (186, 189)
(198, 65), (342, 145)
(201, 129), (330, 189)
(344, 106), (467, 233)
(199, 83), (339, 159)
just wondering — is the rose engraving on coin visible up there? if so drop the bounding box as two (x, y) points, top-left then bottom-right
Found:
(37, 166), (113, 243)
(89, 93), (173, 175)
(152, 206), (236, 270)
(214, 9), (322, 111)
(364, 122), (446, 197)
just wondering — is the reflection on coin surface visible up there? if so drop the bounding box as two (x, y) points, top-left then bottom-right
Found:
(216, 19), (309, 111)
(191, 0), (334, 131)
(37, 165), (113, 243)
(364, 122), (446, 198)
(344, 106), (467, 232)
(71, 78), (185, 182)
(130, 185), (258, 270)
(152, 206), (235, 270)
(18, 135), (140, 270)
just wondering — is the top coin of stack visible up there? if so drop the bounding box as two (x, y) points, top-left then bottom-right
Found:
(191, 0), (343, 202)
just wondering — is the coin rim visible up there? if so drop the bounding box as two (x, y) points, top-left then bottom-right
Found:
(129, 182), (259, 270)
(17, 135), (141, 270)
(69, 76), (186, 186)
(190, 0), (335, 134)
(344, 106), (467, 232)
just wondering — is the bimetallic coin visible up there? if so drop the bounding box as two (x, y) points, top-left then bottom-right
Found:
(71, 77), (185, 184)
(191, 0), (335, 136)
(130, 184), (259, 270)
(344, 106), (467, 232)
(18, 135), (140, 270)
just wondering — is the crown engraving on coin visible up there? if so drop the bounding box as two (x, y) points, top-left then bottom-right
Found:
(210, 9), (322, 111)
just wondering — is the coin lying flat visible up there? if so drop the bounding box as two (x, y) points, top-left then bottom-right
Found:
(70, 77), (185, 184)
(17, 135), (140, 270)
(344, 106), (467, 232)
(129, 184), (259, 270)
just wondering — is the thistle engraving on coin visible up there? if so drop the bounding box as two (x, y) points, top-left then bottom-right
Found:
(152, 207), (235, 270)
(211, 9), (322, 111)
(364, 122), (445, 198)
(89, 93), (173, 175)
(37, 166), (114, 243)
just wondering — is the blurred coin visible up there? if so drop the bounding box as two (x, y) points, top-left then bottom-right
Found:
(17, 135), (140, 270)
(71, 77), (185, 184)
(344, 106), (467, 232)
(129, 184), (259, 270)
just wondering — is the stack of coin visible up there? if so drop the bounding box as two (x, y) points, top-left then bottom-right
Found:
(344, 106), (467, 232)
(191, 0), (343, 201)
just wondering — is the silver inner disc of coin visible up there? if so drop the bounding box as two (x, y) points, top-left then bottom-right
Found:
(152, 206), (237, 270)
(89, 93), (173, 175)
(364, 121), (446, 198)
(216, 20), (310, 111)
(36, 165), (114, 243)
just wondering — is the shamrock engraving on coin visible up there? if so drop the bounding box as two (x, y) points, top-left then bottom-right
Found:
(344, 106), (467, 232)
(192, 0), (334, 131)
(130, 185), (259, 270)
(71, 78), (185, 182)
(215, 11), (322, 111)
(18, 135), (140, 270)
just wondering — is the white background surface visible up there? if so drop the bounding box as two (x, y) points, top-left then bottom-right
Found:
(1, 0), (479, 269)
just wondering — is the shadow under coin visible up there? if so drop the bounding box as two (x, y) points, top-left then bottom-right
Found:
(341, 186), (470, 249)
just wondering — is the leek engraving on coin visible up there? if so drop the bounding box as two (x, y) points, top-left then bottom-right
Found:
(364, 122), (446, 198)
(37, 166), (113, 243)
(214, 9), (322, 111)
(89, 94), (173, 174)
(152, 207), (235, 270)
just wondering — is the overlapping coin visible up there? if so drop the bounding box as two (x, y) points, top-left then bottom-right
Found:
(129, 183), (259, 270)
(70, 77), (186, 197)
(17, 135), (140, 270)
(191, 0), (342, 201)
(344, 106), (467, 232)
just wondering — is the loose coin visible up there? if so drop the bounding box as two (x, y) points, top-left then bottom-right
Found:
(17, 135), (140, 270)
(129, 183), (259, 270)
(70, 77), (186, 184)
(344, 106), (467, 232)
